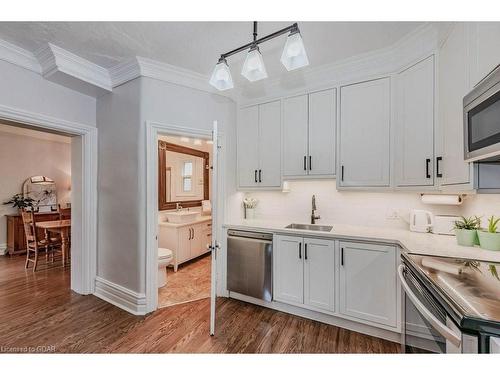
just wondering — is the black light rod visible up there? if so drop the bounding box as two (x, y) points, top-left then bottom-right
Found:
(221, 22), (298, 60)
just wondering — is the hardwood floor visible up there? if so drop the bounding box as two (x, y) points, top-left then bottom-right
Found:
(0, 255), (400, 353)
(158, 253), (210, 308)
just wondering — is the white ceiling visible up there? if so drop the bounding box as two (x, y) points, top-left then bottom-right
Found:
(0, 22), (424, 85)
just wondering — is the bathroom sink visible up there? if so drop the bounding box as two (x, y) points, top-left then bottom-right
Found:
(285, 223), (333, 232)
(164, 211), (199, 223)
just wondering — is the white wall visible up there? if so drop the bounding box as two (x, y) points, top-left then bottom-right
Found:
(0, 128), (71, 250)
(96, 78), (142, 292)
(461, 195), (500, 224)
(227, 180), (464, 229)
(0, 60), (96, 126)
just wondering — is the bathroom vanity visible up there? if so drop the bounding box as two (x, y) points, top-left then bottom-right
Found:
(159, 216), (212, 271)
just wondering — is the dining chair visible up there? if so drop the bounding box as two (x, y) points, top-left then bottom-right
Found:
(21, 210), (62, 271)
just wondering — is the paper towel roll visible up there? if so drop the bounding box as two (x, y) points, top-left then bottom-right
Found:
(421, 194), (463, 205)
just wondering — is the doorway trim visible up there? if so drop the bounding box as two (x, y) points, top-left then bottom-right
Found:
(145, 121), (224, 313)
(0, 103), (98, 294)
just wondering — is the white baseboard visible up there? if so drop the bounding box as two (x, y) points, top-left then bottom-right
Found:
(0, 243), (7, 256)
(94, 276), (146, 315)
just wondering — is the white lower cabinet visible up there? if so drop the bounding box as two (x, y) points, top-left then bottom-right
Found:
(274, 235), (399, 330)
(159, 219), (212, 272)
(274, 235), (335, 312)
(338, 241), (398, 328)
(303, 237), (335, 311)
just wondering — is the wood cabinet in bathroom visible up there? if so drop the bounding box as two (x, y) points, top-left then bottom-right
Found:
(158, 218), (212, 272)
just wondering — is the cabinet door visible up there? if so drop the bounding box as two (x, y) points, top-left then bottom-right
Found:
(339, 241), (397, 327)
(274, 235), (303, 305)
(237, 105), (260, 188)
(189, 224), (203, 258)
(339, 78), (391, 187)
(303, 238), (335, 312)
(438, 24), (472, 187)
(258, 100), (282, 187)
(470, 23), (500, 87)
(309, 89), (336, 176)
(283, 94), (308, 176)
(395, 56), (435, 187)
(177, 226), (192, 262)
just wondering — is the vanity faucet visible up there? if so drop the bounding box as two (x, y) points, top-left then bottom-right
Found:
(311, 195), (320, 224)
(176, 202), (183, 211)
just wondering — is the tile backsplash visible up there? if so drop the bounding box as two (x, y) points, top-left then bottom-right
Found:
(226, 180), (497, 229)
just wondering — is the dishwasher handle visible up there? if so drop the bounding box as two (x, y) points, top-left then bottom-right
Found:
(398, 264), (461, 348)
(227, 229), (273, 242)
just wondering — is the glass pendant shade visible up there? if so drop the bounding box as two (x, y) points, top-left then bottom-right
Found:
(209, 59), (234, 91)
(241, 46), (268, 82)
(280, 32), (309, 71)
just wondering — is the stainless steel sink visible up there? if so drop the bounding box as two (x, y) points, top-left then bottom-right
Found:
(285, 223), (333, 232)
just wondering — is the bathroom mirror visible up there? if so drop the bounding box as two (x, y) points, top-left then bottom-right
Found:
(158, 140), (209, 211)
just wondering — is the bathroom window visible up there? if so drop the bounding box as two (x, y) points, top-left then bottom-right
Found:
(182, 161), (193, 192)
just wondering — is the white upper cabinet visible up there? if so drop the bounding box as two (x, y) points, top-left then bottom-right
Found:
(237, 105), (260, 188)
(338, 241), (398, 328)
(258, 100), (282, 187)
(469, 23), (500, 87)
(437, 23), (473, 187)
(237, 100), (282, 189)
(283, 89), (336, 178)
(339, 78), (391, 187)
(308, 89), (336, 176)
(283, 94), (309, 176)
(394, 55), (435, 187)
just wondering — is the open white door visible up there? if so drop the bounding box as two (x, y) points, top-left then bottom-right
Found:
(209, 120), (220, 336)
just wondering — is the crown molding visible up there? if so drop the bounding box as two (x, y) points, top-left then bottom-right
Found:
(109, 56), (236, 101)
(0, 39), (41, 73)
(35, 43), (112, 96)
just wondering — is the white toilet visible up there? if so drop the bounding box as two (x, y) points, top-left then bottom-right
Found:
(158, 248), (173, 288)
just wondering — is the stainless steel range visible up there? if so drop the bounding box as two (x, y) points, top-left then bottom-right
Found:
(400, 252), (500, 353)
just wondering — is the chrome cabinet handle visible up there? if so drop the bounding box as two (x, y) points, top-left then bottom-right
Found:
(398, 265), (461, 347)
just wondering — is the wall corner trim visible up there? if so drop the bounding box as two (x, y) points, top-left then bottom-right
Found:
(94, 276), (147, 316)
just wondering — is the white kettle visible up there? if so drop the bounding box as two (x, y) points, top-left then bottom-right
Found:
(409, 209), (434, 233)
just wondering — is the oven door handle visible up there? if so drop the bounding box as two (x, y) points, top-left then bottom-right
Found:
(398, 265), (461, 348)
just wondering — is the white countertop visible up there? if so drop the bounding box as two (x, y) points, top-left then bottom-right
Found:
(223, 219), (500, 263)
(159, 215), (211, 228)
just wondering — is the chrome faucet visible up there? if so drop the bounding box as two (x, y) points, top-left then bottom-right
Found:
(311, 195), (320, 224)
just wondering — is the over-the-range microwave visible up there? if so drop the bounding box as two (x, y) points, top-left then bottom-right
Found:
(464, 63), (500, 162)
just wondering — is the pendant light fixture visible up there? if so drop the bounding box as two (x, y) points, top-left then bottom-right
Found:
(209, 22), (309, 91)
(280, 30), (309, 71)
(209, 57), (234, 91)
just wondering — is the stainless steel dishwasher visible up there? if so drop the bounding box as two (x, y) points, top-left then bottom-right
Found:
(227, 229), (273, 301)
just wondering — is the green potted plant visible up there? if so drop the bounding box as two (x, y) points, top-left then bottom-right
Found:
(478, 216), (500, 251)
(454, 216), (481, 246)
(3, 193), (38, 211)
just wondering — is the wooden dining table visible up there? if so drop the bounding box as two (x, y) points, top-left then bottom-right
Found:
(36, 220), (71, 267)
